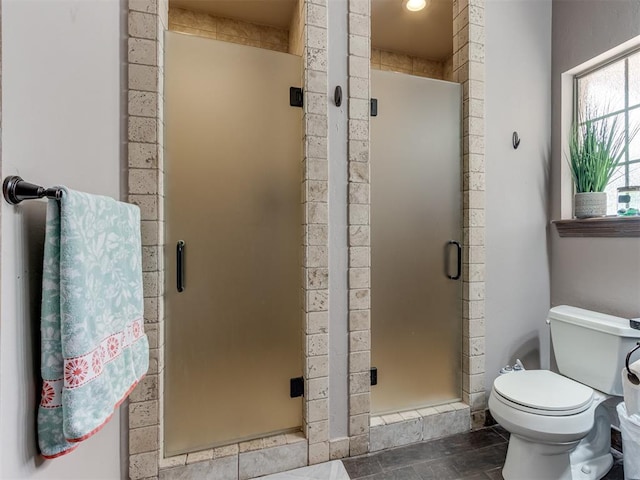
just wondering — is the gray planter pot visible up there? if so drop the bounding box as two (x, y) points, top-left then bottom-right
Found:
(574, 192), (607, 218)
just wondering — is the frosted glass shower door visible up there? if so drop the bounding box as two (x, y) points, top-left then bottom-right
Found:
(164, 32), (302, 455)
(371, 70), (462, 415)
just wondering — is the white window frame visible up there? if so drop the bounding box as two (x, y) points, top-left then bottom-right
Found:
(574, 47), (640, 215)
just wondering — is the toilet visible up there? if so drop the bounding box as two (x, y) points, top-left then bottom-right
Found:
(489, 305), (640, 480)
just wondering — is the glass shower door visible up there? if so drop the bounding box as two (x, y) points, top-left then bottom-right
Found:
(371, 70), (462, 415)
(164, 32), (303, 455)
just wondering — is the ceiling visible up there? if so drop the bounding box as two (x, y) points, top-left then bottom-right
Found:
(169, 0), (453, 60)
(371, 0), (453, 60)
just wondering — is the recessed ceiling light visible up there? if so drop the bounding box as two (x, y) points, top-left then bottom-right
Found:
(403, 0), (428, 12)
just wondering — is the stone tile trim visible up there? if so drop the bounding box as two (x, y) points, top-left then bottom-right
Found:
(453, 0), (486, 418)
(303, 0), (330, 466)
(369, 402), (471, 452)
(346, 0), (371, 459)
(128, 0), (166, 478)
(156, 434), (307, 479)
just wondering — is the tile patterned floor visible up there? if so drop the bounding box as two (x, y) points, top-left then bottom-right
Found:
(261, 426), (626, 479)
(340, 426), (625, 480)
(260, 460), (350, 479)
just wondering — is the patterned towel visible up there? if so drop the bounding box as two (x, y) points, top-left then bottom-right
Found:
(37, 188), (149, 459)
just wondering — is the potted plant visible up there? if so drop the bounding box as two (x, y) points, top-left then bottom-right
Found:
(568, 105), (635, 218)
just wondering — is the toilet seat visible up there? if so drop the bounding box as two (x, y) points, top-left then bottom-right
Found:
(493, 370), (594, 416)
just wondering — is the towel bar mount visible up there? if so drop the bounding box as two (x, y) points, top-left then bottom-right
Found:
(2, 176), (63, 205)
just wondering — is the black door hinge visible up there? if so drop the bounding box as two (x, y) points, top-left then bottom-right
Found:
(370, 367), (378, 386)
(290, 376), (304, 398)
(370, 98), (378, 117)
(290, 87), (303, 108)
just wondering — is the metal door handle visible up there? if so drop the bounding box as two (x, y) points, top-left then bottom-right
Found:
(177, 240), (185, 292)
(447, 240), (461, 280)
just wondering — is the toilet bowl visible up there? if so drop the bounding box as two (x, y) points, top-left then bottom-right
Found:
(489, 306), (640, 480)
(489, 370), (612, 480)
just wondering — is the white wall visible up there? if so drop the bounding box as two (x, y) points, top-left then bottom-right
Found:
(1, 0), (124, 478)
(327, 0), (350, 441)
(550, 0), (640, 319)
(485, 0), (552, 389)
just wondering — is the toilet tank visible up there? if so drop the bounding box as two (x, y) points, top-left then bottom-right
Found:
(548, 305), (640, 396)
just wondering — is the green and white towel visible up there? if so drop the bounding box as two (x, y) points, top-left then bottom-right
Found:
(37, 188), (149, 459)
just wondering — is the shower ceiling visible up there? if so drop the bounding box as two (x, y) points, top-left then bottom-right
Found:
(169, 0), (453, 61)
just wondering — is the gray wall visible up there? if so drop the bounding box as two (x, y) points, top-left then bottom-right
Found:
(485, 0), (553, 388)
(1, 0), (123, 478)
(551, 0), (640, 318)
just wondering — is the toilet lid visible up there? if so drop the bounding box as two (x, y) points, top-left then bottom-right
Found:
(493, 370), (593, 413)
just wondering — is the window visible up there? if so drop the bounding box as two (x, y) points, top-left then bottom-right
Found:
(576, 49), (640, 215)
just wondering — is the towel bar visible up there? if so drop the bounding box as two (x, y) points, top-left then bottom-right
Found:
(2, 176), (63, 205)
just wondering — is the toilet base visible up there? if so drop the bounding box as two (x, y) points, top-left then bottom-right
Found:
(570, 452), (613, 480)
(502, 435), (578, 480)
(502, 431), (613, 480)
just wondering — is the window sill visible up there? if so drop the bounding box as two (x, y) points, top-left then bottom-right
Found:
(553, 216), (640, 238)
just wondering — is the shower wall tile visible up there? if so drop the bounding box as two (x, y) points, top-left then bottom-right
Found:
(306, 268), (328, 289)
(465, 318), (485, 338)
(423, 407), (470, 441)
(349, 351), (370, 374)
(307, 420), (329, 444)
(348, 268), (370, 289)
(306, 311), (328, 334)
(160, 455), (238, 480)
(187, 449), (214, 464)
(330, 438), (350, 460)
(130, 451), (159, 479)
(370, 418), (422, 452)
(214, 444), (240, 459)
(303, 0), (330, 464)
(130, 0), (157, 14)
(308, 441), (330, 465)
(168, 7), (290, 54)
(347, 23), (372, 453)
(129, 11), (157, 40)
(129, 425), (159, 454)
(349, 310), (370, 331)
(463, 353), (485, 375)
(367, 403), (471, 451)
(128, 1), (167, 477)
(238, 440), (308, 480)
(306, 355), (329, 379)
(380, 50), (412, 72)
(348, 205), (369, 226)
(289, 0), (305, 55)
(349, 393), (370, 415)
(347, 2), (371, 446)
(129, 399), (158, 429)
(370, 47), (446, 80)
(128, 38), (158, 67)
(349, 330), (370, 352)
(159, 454), (187, 469)
(349, 434), (369, 457)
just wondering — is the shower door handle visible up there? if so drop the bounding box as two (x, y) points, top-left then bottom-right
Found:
(447, 240), (461, 280)
(177, 240), (185, 292)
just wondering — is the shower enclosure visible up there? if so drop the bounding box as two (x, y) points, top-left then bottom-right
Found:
(370, 70), (462, 415)
(163, 32), (303, 455)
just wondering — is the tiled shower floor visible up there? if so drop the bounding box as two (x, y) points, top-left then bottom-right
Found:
(261, 427), (625, 480)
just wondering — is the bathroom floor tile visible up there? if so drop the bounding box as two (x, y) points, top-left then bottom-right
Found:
(259, 460), (350, 479)
(337, 426), (627, 480)
(343, 427), (509, 480)
(342, 456), (384, 478)
(375, 440), (446, 470)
